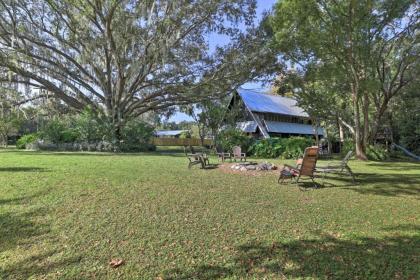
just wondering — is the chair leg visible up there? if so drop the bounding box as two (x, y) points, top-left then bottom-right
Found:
(311, 177), (318, 188)
(321, 170), (326, 186)
(348, 167), (355, 183)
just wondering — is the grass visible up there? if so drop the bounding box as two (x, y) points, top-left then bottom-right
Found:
(0, 149), (419, 279)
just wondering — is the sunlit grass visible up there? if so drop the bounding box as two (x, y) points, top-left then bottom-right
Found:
(0, 149), (419, 279)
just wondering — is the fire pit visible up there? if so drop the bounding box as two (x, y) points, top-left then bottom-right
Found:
(230, 161), (277, 171)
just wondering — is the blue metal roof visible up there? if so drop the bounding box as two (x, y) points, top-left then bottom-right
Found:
(265, 121), (324, 135)
(154, 130), (189, 136)
(237, 88), (308, 117)
(236, 121), (258, 133)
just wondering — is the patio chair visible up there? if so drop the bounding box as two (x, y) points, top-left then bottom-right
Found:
(232, 146), (246, 162)
(215, 145), (231, 162)
(190, 145), (210, 165)
(183, 146), (209, 168)
(278, 146), (319, 186)
(316, 150), (355, 183)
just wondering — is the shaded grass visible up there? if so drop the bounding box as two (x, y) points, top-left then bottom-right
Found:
(0, 149), (419, 279)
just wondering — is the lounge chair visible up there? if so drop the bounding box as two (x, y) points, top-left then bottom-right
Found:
(316, 151), (355, 183)
(278, 146), (319, 186)
(184, 146), (209, 168)
(232, 146), (246, 162)
(215, 145), (231, 162)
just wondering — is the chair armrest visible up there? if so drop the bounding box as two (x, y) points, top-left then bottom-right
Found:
(188, 154), (202, 159)
(283, 164), (299, 172)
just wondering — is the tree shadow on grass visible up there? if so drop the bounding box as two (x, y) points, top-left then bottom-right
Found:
(0, 208), (50, 253)
(203, 164), (219, 170)
(0, 167), (49, 172)
(164, 227), (420, 279)
(0, 206), (80, 279)
(1, 149), (184, 157)
(313, 171), (420, 198)
(0, 190), (51, 205)
(0, 249), (81, 279)
(366, 161), (420, 171)
(345, 173), (419, 198)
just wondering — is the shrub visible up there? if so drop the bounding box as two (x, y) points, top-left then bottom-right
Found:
(119, 120), (155, 152)
(340, 140), (389, 161)
(249, 138), (285, 158)
(38, 114), (155, 152)
(61, 129), (79, 143)
(217, 128), (254, 152)
(73, 110), (107, 143)
(281, 137), (315, 159)
(16, 133), (39, 149)
(179, 131), (191, 139)
(366, 145), (389, 161)
(342, 139), (354, 155)
(249, 136), (314, 159)
(40, 118), (78, 144)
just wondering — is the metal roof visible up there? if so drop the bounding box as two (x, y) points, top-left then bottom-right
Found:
(265, 121), (324, 135)
(237, 88), (308, 117)
(236, 121), (258, 133)
(154, 130), (189, 136)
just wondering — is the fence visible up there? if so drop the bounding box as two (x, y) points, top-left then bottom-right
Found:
(152, 137), (213, 146)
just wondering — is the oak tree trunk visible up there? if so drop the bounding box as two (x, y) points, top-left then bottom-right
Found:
(352, 84), (368, 160)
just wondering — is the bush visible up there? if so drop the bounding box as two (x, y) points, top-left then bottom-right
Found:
(179, 131), (191, 139)
(340, 140), (389, 161)
(16, 133), (39, 149)
(366, 145), (389, 161)
(61, 129), (79, 143)
(249, 136), (314, 159)
(341, 139), (354, 155)
(217, 129), (254, 152)
(38, 114), (155, 152)
(119, 120), (155, 152)
(249, 138), (285, 158)
(74, 110), (108, 143)
(281, 137), (315, 159)
(40, 118), (78, 144)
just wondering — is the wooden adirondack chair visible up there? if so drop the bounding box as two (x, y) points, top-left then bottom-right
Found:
(184, 146), (208, 169)
(278, 146), (319, 185)
(215, 145), (231, 162)
(316, 151), (355, 183)
(232, 146), (246, 162)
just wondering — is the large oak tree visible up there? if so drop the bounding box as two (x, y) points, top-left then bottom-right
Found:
(0, 0), (277, 139)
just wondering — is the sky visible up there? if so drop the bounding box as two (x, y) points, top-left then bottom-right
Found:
(167, 0), (278, 123)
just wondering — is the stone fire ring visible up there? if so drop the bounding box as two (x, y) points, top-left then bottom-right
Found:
(230, 161), (277, 171)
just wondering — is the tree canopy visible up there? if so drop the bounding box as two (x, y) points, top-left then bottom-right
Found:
(269, 0), (419, 159)
(0, 0), (277, 138)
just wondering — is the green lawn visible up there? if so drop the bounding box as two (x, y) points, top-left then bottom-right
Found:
(0, 149), (419, 279)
